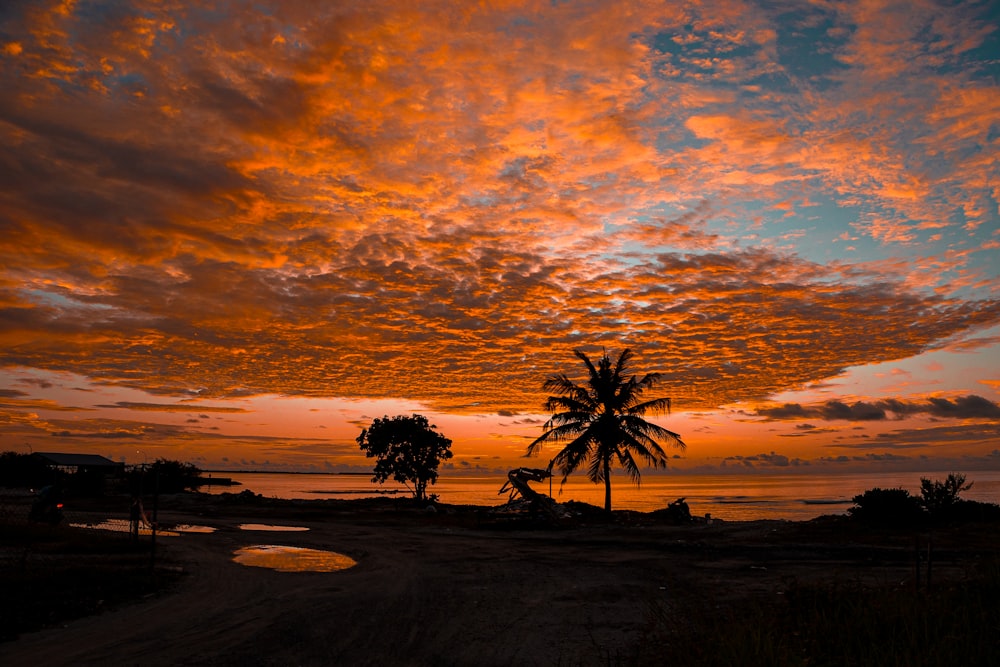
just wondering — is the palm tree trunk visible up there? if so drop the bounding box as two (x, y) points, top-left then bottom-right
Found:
(603, 456), (612, 512)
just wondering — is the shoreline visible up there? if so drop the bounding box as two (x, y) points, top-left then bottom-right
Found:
(190, 469), (1000, 521)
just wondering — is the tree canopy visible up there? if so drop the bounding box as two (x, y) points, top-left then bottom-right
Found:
(527, 348), (685, 511)
(356, 414), (453, 502)
(0, 451), (61, 488)
(131, 458), (203, 494)
(920, 472), (973, 515)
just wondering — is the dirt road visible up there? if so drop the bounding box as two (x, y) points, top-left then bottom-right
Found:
(0, 504), (941, 666)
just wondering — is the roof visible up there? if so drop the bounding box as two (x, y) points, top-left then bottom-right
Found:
(33, 452), (120, 468)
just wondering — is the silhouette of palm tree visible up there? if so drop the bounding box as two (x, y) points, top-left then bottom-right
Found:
(527, 348), (685, 512)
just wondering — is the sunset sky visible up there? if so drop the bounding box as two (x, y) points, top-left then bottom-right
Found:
(1, 0), (999, 478)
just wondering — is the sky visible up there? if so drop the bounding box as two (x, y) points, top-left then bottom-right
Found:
(1, 0), (999, 479)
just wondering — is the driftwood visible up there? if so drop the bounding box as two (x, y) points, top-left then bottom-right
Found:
(498, 467), (551, 502)
(666, 497), (692, 524)
(497, 468), (562, 518)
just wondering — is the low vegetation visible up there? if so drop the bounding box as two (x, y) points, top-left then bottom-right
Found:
(0, 451), (57, 488)
(920, 472), (973, 514)
(847, 486), (925, 525)
(654, 557), (1000, 666)
(127, 458), (203, 495)
(0, 523), (180, 642)
(650, 473), (1000, 666)
(847, 472), (1000, 526)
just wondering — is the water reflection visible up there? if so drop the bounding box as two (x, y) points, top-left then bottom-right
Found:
(70, 519), (179, 536)
(170, 523), (218, 533)
(238, 523), (310, 532)
(233, 545), (357, 572)
(70, 519), (217, 535)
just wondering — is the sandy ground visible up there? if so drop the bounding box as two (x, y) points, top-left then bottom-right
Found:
(0, 498), (981, 666)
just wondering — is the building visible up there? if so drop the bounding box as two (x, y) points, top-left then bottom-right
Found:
(32, 452), (124, 475)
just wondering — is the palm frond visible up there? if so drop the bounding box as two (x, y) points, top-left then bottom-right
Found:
(628, 395), (672, 416)
(528, 424), (579, 456)
(618, 430), (670, 468)
(612, 347), (634, 378)
(551, 431), (596, 480)
(635, 371), (663, 389)
(586, 451), (605, 482)
(543, 394), (593, 415)
(620, 415), (686, 449)
(616, 448), (642, 483)
(542, 373), (582, 395)
(574, 349), (600, 381)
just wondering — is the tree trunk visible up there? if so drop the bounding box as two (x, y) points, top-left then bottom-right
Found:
(603, 457), (612, 512)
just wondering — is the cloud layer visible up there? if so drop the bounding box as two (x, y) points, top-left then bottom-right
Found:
(756, 395), (1000, 422)
(1, 0), (998, 416)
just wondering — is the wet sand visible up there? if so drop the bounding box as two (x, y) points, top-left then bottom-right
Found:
(2, 496), (993, 666)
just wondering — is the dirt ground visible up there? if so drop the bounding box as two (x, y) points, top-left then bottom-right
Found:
(1, 496), (994, 666)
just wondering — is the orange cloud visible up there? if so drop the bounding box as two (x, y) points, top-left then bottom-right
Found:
(0, 0), (997, 423)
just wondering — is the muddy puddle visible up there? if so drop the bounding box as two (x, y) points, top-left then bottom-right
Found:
(238, 523), (310, 532)
(232, 545), (357, 572)
(70, 519), (218, 535)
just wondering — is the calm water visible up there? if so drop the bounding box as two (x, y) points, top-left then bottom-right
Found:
(201, 470), (1000, 521)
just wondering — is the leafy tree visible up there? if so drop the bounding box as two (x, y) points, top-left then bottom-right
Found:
(527, 348), (685, 512)
(0, 451), (62, 488)
(919, 473), (972, 514)
(356, 414), (453, 502)
(129, 458), (202, 494)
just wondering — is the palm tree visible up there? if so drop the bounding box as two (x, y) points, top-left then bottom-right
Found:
(527, 348), (685, 512)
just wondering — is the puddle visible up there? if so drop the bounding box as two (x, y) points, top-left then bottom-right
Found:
(70, 519), (180, 537)
(70, 519), (216, 535)
(239, 523), (310, 532)
(233, 545), (357, 572)
(168, 523), (218, 533)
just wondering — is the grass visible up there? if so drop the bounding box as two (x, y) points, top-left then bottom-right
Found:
(0, 523), (182, 642)
(648, 556), (1000, 667)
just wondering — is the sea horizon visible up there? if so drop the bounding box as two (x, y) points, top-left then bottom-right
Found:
(198, 469), (1000, 522)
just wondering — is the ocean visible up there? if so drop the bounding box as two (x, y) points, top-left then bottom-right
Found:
(200, 470), (1000, 521)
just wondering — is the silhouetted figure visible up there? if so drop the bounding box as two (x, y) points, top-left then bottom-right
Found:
(129, 497), (141, 541)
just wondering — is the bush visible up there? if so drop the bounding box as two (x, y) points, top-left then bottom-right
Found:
(650, 560), (1000, 666)
(933, 499), (1000, 524)
(920, 473), (972, 514)
(63, 466), (109, 497)
(848, 487), (924, 526)
(0, 451), (64, 488)
(128, 459), (202, 495)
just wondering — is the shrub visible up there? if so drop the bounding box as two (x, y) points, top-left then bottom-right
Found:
(0, 451), (63, 488)
(128, 458), (202, 494)
(933, 499), (1000, 524)
(920, 473), (972, 514)
(848, 487), (924, 526)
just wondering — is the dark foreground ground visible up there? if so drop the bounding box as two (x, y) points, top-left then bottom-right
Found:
(2, 494), (998, 666)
